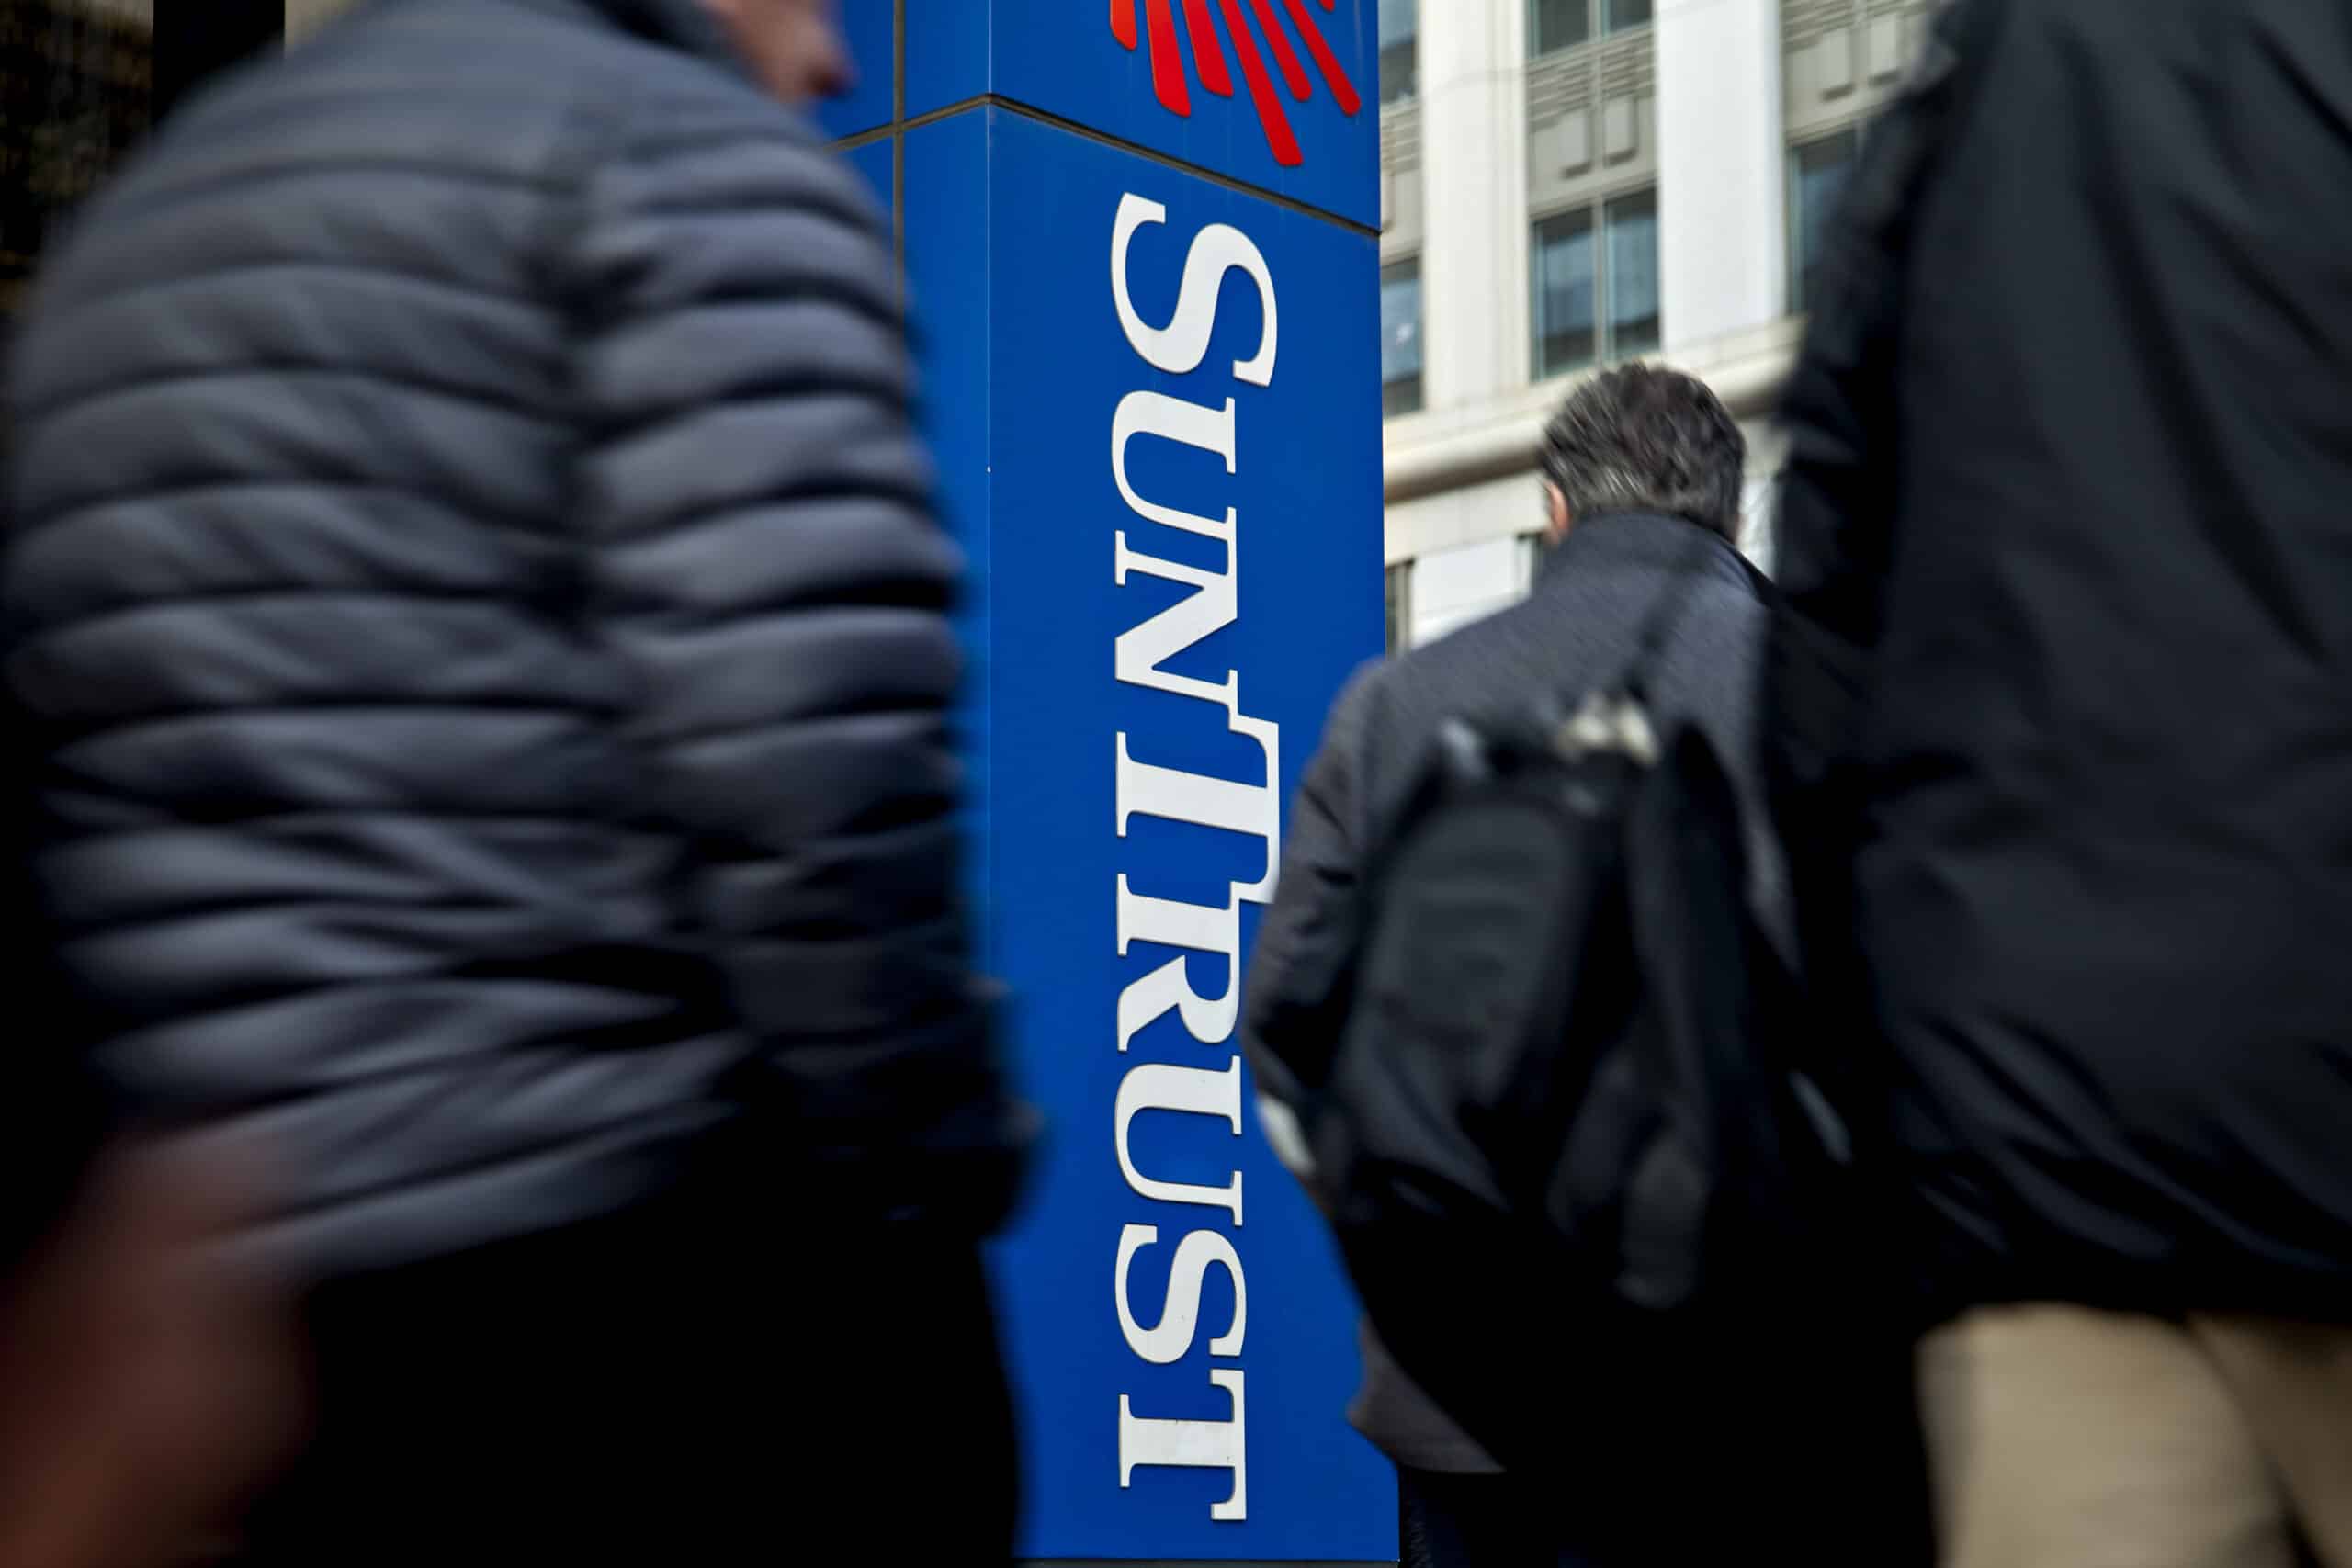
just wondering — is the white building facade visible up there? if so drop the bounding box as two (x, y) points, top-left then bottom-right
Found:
(1376, 0), (1938, 650)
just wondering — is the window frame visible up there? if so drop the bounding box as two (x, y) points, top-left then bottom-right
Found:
(1517, 532), (1547, 600)
(1380, 254), (1425, 419)
(1529, 182), (1661, 382)
(1530, 204), (1597, 379)
(1378, 0), (1419, 106)
(1600, 186), (1660, 360)
(1787, 124), (1863, 315)
(1529, 0), (1653, 61)
(1605, 0), (1652, 34)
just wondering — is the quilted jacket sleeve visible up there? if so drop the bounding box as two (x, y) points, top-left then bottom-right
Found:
(566, 96), (1024, 1228)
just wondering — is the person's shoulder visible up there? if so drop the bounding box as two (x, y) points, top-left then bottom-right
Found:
(1314, 656), (1394, 754)
(1343, 609), (1546, 773)
(1386, 582), (1569, 694)
(16, 1), (610, 324)
(281, 0), (820, 170)
(1685, 552), (1772, 639)
(1656, 561), (1770, 728)
(102, 0), (650, 196)
(1389, 534), (1761, 709)
(585, 56), (873, 237)
(335, 0), (729, 95)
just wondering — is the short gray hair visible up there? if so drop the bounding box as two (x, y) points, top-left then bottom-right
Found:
(1539, 364), (1747, 540)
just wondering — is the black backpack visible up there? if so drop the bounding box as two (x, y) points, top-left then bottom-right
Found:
(1296, 563), (1927, 1559)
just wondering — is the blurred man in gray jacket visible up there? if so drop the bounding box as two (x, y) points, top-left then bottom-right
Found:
(1, 0), (1027, 1560)
(1243, 365), (1770, 1568)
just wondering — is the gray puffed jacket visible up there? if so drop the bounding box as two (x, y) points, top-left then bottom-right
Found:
(1, 0), (1025, 1274)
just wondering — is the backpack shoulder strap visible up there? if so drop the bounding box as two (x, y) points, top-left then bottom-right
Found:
(1616, 529), (1758, 705)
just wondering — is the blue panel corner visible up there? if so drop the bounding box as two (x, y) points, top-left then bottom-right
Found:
(903, 107), (994, 931)
(904, 0), (993, 118)
(813, 0), (897, 140)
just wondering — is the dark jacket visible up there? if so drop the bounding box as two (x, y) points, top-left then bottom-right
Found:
(1771, 0), (2352, 1323)
(0, 0), (1025, 1276)
(1242, 511), (1773, 1472)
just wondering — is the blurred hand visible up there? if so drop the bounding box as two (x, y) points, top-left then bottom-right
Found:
(0, 1146), (304, 1568)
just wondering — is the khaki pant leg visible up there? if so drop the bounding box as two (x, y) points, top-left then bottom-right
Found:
(1918, 1304), (2295, 1568)
(2193, 1316), (2352, 1568)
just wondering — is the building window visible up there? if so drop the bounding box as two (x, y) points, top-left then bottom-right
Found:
(1789, 127), (1860, 313)
(1604, 189), (1660, 358)
(1608, 0), (1653, 32)
(1379, 0), (1417, 106)
(1532, 186), (1658, 380)
(1385, 561), (1412, 655)
(1530, 0), (1652, 58)
(1518, 533), (1546, 598)
(1381, 257), (1424, 418)
(1532, 208), (1595, 374)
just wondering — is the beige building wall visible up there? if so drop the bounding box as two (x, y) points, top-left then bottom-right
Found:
(1379, 0), (1933, 652)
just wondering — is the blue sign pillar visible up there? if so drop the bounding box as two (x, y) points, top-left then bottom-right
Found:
(831, 6), (1390, 1562)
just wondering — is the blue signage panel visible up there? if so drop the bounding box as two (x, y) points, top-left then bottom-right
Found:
(903, 0), (992, 121)
(905, 102), (1389, 1561)
(904, 0), (1378, 231)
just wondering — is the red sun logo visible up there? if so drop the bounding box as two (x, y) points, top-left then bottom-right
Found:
(1110, 0), (1363, 169)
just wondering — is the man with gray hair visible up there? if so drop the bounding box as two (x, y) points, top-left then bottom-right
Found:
(1242, 364), (1769, 1566)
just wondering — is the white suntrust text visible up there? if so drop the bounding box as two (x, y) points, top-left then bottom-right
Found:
(1107, 190), (1282, 1526)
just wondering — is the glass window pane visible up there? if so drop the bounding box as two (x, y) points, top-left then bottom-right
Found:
(1381, 258), (1423, 416)
(1532, 209), (1596, 379)
(1379, 39), (1417, 106)
(1604, 188), (1659, 359)
(1606, 0), (1651, 31)
(1385, 563), (1411, 655)
(1790, 129), (1860, 313)
(1530, 0), (1590, 58)
(1378, 0), (1417, 104)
